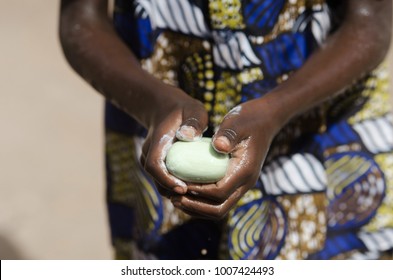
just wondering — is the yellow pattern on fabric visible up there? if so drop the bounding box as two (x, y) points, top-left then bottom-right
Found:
(348, 65), (391, 125)
(106, 132), (137, 206)
(336, 63), (393, 233)
(245, 0), (319, 45)
(211, 68), (263, 127)
(326, 155), (372, 196)
(237, 67), (264, 84)
(228, 189), (264, 259)
(261, 0), (307, 43)
(236, 189), (263, 206)
(230, 204), (264, 259)
(366, 153), (393, 231)
(113, 238), (133, 260)
(141, 32), (206, 86)
(209, 0), (245, 29)
(325, 152), (386, 229)
(106, 132), (161, 235)
(133, 171), (161, 234)
(212, 72), (240, 126)
(323, 143), (362, 159)
(181, 52), (216, 114)
(142, 178), (159, 224)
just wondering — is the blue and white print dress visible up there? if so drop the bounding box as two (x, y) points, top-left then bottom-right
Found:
(104, 0), (393, 259)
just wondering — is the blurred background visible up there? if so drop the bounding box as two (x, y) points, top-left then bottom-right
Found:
(0, 1), (392, 260)
(0, 1), (112, 259)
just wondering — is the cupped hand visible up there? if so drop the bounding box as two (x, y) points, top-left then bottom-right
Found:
(140, 84), (208, 198)
(170, 99), (281, 220)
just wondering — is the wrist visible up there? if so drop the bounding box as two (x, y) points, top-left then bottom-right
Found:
(252, 93), (293, 136)
(125, 76), (171, 128)
(129, 81), (193, 129)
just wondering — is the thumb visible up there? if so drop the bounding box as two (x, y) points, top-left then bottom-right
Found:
(212, 119), (241, 154)
(176, 102), (208, 141)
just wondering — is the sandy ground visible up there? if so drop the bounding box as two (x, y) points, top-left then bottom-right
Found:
(0, 1), (112, 259)
(0, 1), (392, 260)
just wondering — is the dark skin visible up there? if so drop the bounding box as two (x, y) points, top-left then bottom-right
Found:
(60, 0), (391, 220)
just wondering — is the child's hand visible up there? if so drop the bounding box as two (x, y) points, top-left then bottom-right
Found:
(170, 99), (281, 220)
(140, 85), (208, 197)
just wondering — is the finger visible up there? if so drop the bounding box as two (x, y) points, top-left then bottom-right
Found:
(172, 184), (250, 220)
(186, 138), (260, 203)
(212, 111), (245, 153)
(175, 208), (218, 220)
(144, 129), (188, 195)
(170, 195), (213, 220)
(140, 136), (176, 198)
(153, 180), (176, 199)
(176, 101), (208, 141)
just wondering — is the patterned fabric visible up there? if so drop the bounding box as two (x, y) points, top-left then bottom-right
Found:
(105, 0), (393, 259)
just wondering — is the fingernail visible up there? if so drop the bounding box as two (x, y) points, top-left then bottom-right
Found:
(176, 125), (198, 141)
(213, 136), (231, 152)
(216, 136), (230, 145)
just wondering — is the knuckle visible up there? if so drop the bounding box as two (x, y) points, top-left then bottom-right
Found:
(239, 166), (259, 182)
(212, 189), (231, 203)
(211, 206), (228, 220)
(222, 128), (238, 143)
(192, 99), (206, 111)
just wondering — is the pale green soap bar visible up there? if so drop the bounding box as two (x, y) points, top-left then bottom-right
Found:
(165, 137), (229, 183)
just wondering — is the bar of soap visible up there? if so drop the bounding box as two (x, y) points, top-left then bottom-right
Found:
(165, 138), (229, 183)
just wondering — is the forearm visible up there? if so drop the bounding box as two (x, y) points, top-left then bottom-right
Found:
(59, 0), (164, 127)
(261, 0), (392, 130)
